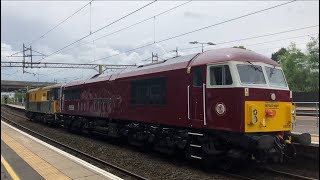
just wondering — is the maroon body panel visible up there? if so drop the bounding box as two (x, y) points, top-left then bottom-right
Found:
(61, 48), (289, 133)
(62, 69), (191, 128)
(244, 88), (291, 102)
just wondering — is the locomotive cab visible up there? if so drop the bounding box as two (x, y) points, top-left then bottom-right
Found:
(206, 61), (295, 133)
(195, 59), (308, 163)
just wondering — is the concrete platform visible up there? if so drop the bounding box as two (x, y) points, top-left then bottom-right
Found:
(2, 140), (43, 180)
(6, 104), (25, 110)
(1, 121), (122, 180)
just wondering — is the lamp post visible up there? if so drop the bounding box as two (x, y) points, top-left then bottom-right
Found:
(189, 41), (216, 52)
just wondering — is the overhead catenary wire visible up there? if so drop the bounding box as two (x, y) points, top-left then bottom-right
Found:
(39, 0), (157, 62)
(241, 33), (319, 47)
(6, 50), (24, 57)
(56, 1), (192, 54)
(254, 41), (311, 52)
(178, 26), (319, 51)
(91, 1), (157, 35)
(179, 33), (319, 53)
(147, 29), (319, 61)
(28, 0), (94, 46)
(30, 49), (47, 56)
(156, 0), (297, 43)
(92, 42), (155, 62)
(92, 1), (298, 62)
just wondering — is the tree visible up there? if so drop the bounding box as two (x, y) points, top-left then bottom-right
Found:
(278, 43), (308, 92)
(305, 36), (319, 92)
(276, 35), (319, 92)
(271, 47), (287, 63)
(14, 91), (26, 103)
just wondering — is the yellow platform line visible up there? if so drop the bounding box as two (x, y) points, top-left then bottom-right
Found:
(1, 132), (70, 180)
(1, 155), (21, 180)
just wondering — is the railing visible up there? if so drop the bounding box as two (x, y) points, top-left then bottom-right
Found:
(293, 102), (319, 127)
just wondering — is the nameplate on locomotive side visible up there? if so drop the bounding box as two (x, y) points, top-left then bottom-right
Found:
(93, 98), (112, 104)
(265, 102), (279, 109)
(69, 105), (74, 110)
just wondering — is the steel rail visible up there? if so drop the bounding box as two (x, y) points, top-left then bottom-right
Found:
(0, 113), (147, 180)
(258, 167), (318, 180)
(215, 170), (255, 180)
(2, 107), (28, 120)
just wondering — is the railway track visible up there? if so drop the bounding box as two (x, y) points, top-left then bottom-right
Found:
(1, 105), (318, 180)
(259, 167), (318, 180)
(1, 107), (253, 180)
(1, 112), (147, 180)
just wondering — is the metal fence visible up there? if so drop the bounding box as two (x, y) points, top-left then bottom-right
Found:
(293, 101), (319, 129)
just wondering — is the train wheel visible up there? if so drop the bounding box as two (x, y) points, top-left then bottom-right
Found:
(218, 157), (234, 170)
(284, 143), (296, 162)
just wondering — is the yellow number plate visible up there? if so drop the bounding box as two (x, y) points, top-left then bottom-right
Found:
(265, 102), (279, 109)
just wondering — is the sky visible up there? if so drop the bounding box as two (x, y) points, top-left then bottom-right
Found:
(1, 1), (319, 83)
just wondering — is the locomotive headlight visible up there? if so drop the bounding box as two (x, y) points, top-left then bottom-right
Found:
(252, 116), (258, 124)
(291, 109), (296, 123)
(250, 109), (258, 124)
(253, 109), (258, 116)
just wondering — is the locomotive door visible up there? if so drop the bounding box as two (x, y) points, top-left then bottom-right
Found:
(189, 66), (206, 127)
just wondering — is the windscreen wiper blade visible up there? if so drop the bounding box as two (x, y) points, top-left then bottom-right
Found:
(246, 61), (262, 72)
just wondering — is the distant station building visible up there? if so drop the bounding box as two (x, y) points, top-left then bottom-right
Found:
(1, 80), (56, 104)
(1, 80), (56, 92)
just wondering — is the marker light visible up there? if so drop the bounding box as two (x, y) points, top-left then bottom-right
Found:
(252, 116), (258, 124)
(291, 109), (296, 123)
(292, 116), (296, 123)
(253, 109), (258, 115)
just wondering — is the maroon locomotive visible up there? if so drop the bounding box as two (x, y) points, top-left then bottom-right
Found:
(27, 48), (311, 166)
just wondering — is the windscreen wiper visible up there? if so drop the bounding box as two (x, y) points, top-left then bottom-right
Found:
(246, 61), (262, 72)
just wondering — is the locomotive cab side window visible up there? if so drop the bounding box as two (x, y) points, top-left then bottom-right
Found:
(56, 88), (61, 100)
(209, 65), (233, 85)
(52, 88), (60, 100)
